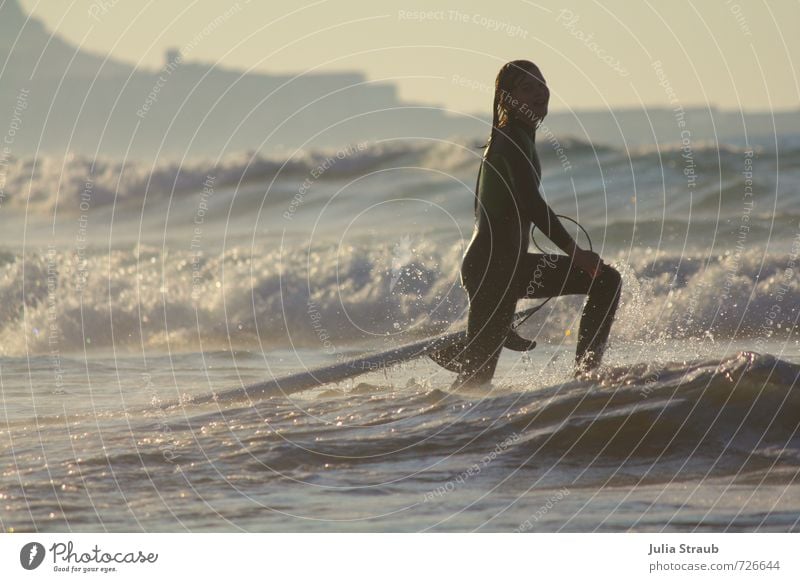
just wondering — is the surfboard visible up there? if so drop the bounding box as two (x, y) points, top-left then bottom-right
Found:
(179, 304), (541, 406)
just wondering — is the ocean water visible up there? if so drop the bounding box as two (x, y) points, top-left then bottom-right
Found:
(1, 135), (799, 531)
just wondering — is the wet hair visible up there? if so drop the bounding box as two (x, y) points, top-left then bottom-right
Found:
(482, 59), (542, 149)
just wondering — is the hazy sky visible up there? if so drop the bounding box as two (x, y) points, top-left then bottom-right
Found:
(19, 0), (800, 114)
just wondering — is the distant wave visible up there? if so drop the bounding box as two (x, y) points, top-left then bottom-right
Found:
(0, 137), (796, 221)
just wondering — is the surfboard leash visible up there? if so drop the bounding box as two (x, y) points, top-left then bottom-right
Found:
(512, 214), (593, 331)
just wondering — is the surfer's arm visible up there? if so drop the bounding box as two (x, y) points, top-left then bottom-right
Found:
(509, 147), (577, 254)
(525, 180), (602, 276)
(529, 193), (577, 255)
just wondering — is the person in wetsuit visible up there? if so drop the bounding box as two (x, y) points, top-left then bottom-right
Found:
(452, 59), (622, 389)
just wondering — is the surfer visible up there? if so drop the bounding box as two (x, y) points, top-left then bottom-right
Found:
(452, 60), (622, 388)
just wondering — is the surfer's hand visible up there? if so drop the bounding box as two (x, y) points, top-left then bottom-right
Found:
(571, 247), (603, 279)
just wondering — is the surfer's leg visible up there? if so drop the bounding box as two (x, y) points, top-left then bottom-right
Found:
(454, 275), (517, 388)
(573, 264), (622, 371)
(516, 254), (622, 371)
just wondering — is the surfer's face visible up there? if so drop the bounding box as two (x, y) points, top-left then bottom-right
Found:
(509, 67), (549, 126)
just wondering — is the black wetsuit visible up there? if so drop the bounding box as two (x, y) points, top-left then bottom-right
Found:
(455, 117), (622, 386)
